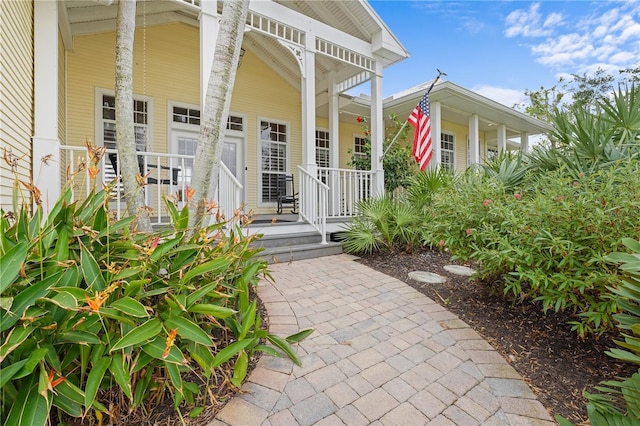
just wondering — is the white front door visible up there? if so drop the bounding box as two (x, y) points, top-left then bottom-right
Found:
(171, 130), (244, 203)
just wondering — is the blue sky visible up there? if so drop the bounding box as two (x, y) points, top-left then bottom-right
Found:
(368, 0), (640, 108)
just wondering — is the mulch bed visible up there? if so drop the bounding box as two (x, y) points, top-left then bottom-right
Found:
(357, 249), (637, 424)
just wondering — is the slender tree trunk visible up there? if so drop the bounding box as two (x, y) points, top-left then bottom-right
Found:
(115, 0), (152, 232)
(187, 0), (249, 232)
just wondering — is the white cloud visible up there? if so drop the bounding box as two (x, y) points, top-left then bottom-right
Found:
(505, 3), (559, 38)
(473, 85), (527, 107)
(506, 2), (640, 76)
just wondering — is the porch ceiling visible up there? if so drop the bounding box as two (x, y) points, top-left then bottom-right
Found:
(61, 0), (408, 97)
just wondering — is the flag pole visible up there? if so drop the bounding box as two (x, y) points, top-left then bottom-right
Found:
(380, 69), (447, 161)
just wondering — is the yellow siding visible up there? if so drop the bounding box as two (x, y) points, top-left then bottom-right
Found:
(67, 23), (200, 152)
(67, 23), (372, 213)
(0, 0), (34, 210)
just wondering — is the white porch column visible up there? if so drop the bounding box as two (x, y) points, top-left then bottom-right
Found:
(328, 71), (340, 214)
(497, 124), (507, 153)
(301, 34), (317, 175)
(520, 131), (530, 152)
(370, 59), (384, 195)
(328, 71), (339, 169)
(33, 0), (60, 214)
(200, 0), (219, 107)
(429, 101), (442, 169)
(468, 114), (480, 165)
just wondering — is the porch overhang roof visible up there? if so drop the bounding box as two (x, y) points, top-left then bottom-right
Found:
(340, 80), (553, 139)
(60, 0), (409, 93)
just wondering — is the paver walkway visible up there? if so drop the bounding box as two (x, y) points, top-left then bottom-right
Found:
(212, 254), (555, 425)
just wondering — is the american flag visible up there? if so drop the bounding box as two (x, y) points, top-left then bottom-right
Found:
(408, 92), (432, 171)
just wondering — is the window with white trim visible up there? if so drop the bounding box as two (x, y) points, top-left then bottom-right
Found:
(486, 147), (498, 161)
(260, 120), (288, 203)
(441, 132), (455, 171)
(101, 94), (148, 152)
(316, 130), (330, 168)
(353, 136), (368, 170)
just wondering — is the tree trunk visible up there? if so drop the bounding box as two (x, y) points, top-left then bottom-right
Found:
(187, 0), (249, 232)
(115, 0), (152, 232)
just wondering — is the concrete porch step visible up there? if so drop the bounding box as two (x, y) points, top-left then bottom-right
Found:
(257, 241), (343, 264)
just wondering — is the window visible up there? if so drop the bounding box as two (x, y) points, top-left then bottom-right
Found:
(353, 136), (368, 169)
(260, 120), (288, 203)
(441, 132), (455, 171)
(316, 130), (330, 168)
(102, 94), (148, 152)
(486, 147), (498, 161)
(172, 106), (200, 125)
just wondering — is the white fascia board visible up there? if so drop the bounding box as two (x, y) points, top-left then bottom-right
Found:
(58, 1), (74, 50)
(248, 0), (373, 57)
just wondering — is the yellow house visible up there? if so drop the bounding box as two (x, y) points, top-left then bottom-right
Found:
(1, 0), (549, 246)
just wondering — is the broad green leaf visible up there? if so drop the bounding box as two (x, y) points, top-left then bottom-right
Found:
(165, 361), (184, 396)
(110, 297), (150, 318)
(185, 282), (219, 308)
(238, 301), (257, 340)
(230, 351), (249, 388)
(0, 270), (64, 332)
(14, 348), (48, 381)
(0, 241), (28, 294)
(3, 374), (50, 426)
(187, 304), (236, 318)
(141, 336), (185, 364)
(96, 215), (136, 238)
(109, 354), (132, 400)
(84, 356), (111, 409)
(124, 279), (150, 297)
(150, 237), (180, 263)
(44, 291), (78, 310)
(110, 319), (162, 352)
(254, 344), (281, 357)
(267, 334), (302, 366)
(58, 331), (102, 345)
(81, 246), (105, 291)
(164, 316), (214, 346)
(0, 358), (28, 387)
(0, 326), (34, 362)
(187, 343), (214, 379)
(212, 339), (255, 368)
(622, 238), (640, 254)
(285, 328), (314, 343)
(54, 379), (108, 412)
(180, 258), (232, 285)
(52, 392), (83, 418)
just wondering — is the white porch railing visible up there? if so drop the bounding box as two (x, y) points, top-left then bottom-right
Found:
(317, 167), (372, 218)
(59, 146), (242, 227)
(298, 165), (329, 244)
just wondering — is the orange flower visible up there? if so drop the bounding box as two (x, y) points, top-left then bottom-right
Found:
(88, 164), (100, 180)
(185, 186), (196, 202)
(146, 235), (160, 256)
(85, 293), (106, 311)
(162, 329), (178, 359)
(47, 368), (66, 392)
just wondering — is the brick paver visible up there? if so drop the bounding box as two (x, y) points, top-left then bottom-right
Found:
(212, 254), (554, 425)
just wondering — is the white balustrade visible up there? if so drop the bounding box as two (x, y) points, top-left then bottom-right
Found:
(298, 165), (329, 244)
(317, 167), (372, 218)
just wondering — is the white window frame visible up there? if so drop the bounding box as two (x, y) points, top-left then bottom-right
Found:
(257, 117), (290, 206)
(352, 134), (368, 169)
(95, 88), (153, 150)
(441, 131), (455, 171)
(315, 128), (330, 168)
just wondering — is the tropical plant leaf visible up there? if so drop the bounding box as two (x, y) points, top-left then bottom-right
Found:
(84, 356), (111, 409)
(109, 297), (150, 318)
(3, 374), (50, 426)
(164, 316), (214, 346)
(0, 241), (28, 294)
(110, 319), (162, 352)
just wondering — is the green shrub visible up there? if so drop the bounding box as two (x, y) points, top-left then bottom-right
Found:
(0, 175), (309, 424)
(341, 195), (421, 254)
(421, 162), (640, 337)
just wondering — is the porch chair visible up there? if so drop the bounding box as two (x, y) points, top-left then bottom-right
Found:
(276, 173), (298, 214)
(108, 153), (179, 186)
